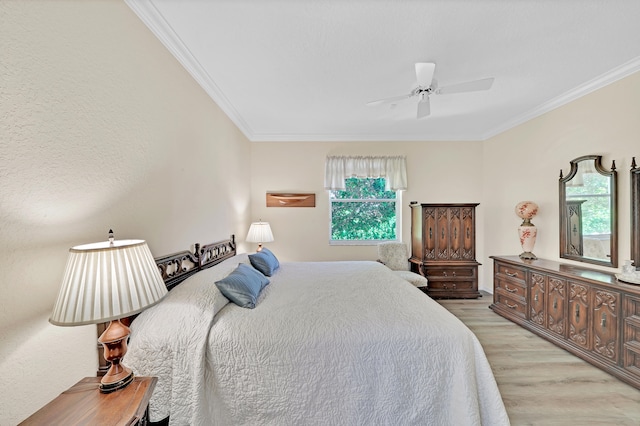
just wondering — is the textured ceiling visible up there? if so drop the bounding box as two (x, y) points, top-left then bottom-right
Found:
(127, 0), (640, 142)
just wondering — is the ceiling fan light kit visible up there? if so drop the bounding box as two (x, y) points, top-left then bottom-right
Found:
(367, 62), (495, 119)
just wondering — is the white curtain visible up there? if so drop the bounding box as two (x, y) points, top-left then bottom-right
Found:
(324, 156), (408, 191)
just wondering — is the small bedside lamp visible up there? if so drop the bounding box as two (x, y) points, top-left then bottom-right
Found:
(246, 221), (274, 252)
(50, 230), (168, 393)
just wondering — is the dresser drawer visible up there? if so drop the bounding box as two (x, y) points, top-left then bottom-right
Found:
(428, 280), (476, 291)
(422, 262), (480, 299)
(495, 293), (527, 319)
(424, 266), (477, 279)
(495, 262), (526, 284)
(495, 276), (526, 298)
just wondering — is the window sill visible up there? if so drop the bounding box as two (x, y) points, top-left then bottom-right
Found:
(329, 239), (399, 246)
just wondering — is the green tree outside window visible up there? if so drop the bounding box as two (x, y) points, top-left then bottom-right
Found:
(330, 178), (399, 242)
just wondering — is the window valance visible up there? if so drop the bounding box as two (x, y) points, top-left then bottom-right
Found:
(324, 156), (408, 191)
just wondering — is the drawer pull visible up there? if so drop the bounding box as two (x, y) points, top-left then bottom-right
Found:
(504, 285), (517, 293)
(553, 298), (558, 310)
(506, 301), (518, 309)
(452, 271), (457, 277)
(429, 227), (432, 239)
(505, 270), (518, 278)
(467, 227), (470, 239)
(601, 313), (607, 328)
(443, 271), (447, 277)
(575, 304), (580, 320)
(454, 227), (458, 240)
(534, 292), (539, 302)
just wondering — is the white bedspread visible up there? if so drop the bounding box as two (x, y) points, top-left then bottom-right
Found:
(125, 258), (509, 426)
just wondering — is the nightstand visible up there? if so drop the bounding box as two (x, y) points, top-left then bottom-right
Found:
(19, 376), (157, 425)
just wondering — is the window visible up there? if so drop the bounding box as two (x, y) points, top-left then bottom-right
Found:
(324, 155), (407, 245)
(329, 177), (400, 245)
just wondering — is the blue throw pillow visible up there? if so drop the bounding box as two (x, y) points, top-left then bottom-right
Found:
(215, 263), (270, 309)
(248, 248), (280, 277)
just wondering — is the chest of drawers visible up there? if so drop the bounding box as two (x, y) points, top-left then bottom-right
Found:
(410, 203), (481, 298)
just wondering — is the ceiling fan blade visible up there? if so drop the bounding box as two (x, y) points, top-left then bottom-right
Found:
(415, 63), (436, 87)
(417, 94), (431, 118)
(437, 77), (494, 95)
(366, 93), (413, 106)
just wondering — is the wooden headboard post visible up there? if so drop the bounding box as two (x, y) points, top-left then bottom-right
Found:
(197, 235), (236, 271)
(155, 246), (200, 291)
(153, 235), (236, 291)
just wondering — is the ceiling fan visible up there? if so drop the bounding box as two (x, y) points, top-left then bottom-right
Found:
(366, 63), (495, 119)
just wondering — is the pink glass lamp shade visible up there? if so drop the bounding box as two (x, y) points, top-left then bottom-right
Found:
(515, 201), (539, 260)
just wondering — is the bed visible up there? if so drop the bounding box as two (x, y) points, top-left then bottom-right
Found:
(123, 236), (509, 426)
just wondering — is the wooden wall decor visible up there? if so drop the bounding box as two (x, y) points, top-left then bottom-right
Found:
(267, 193), (315, 207)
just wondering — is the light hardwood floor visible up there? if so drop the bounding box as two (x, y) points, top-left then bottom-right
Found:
(438, 293), (640, 426)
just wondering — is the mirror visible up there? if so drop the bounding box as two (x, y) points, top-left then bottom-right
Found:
(559, 155), (617, 267)
(632, 157), (640, 271)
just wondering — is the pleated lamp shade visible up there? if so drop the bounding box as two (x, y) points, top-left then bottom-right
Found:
(246, 222), (274, 244)
(50, 239), (168, 326)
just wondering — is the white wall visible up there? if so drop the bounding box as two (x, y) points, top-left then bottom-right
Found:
(482, 70), (640, 289)
(0, 2), (251, 424)
(250, 140), (485, 267)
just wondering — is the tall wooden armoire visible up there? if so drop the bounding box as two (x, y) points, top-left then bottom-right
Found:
(410, 203), (481, 299)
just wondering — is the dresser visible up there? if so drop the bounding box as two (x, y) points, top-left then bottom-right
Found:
(409, 203), (481, 299)
(490, 255), (640, 390)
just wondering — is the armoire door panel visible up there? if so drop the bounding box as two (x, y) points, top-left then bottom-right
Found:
(436, 207), (450, 260)
(449, 207), (462, 260)
(423, 207), (436, 260)
(462, 207), (475, 259)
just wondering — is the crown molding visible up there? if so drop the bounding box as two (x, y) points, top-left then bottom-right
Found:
(125, 0), (256, 141)
(126, 1), (640, 143)
(482, 56), (640, 141)
(125, 0), (482, 143)
(248, 132), (481, 142)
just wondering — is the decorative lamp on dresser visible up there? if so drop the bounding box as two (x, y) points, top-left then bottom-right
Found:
(490, 255), (640, 390)
(409, 203), (481, 299)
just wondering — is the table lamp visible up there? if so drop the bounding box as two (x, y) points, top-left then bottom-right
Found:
(50, 230), (168, 393)
(246, 221), (274, 252)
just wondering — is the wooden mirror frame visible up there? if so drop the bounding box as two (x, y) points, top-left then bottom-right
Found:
(559, 155), (617, 268)
(631, 157), (640, 271)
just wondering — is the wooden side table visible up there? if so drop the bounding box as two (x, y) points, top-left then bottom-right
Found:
(19, 376), (157, 426)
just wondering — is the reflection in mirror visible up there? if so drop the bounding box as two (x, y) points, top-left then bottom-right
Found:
(631, 157), (640, 271)
(559, 155), (617, 268)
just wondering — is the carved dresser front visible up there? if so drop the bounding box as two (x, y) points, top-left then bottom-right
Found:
(490, 255), (640, 390)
